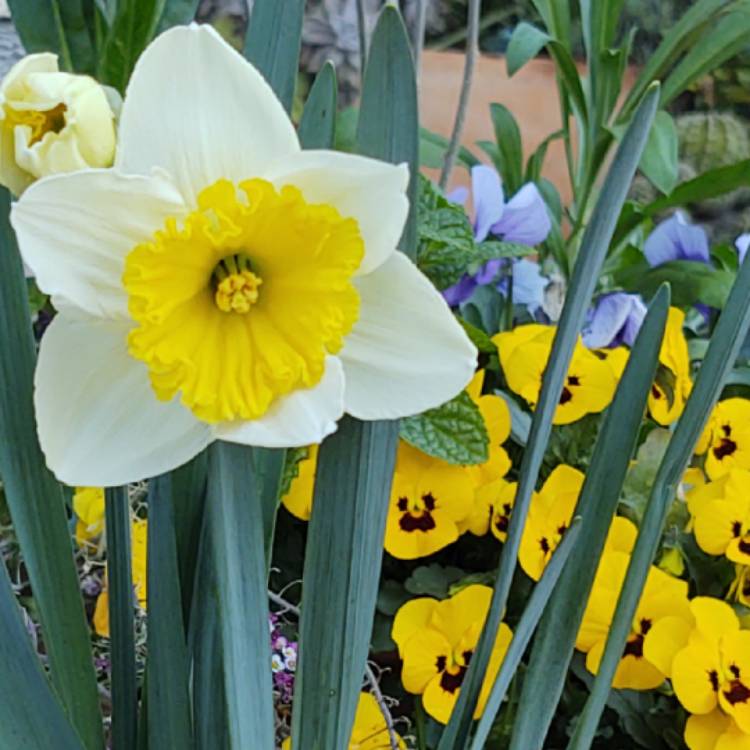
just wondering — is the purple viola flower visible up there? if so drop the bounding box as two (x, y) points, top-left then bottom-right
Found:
(736, 233), (750, 265)
(643, 212), (710, 267)
(583, 292), (647, 349)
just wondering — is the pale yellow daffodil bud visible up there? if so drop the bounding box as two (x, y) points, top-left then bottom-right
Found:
(0, 53), (116, 195)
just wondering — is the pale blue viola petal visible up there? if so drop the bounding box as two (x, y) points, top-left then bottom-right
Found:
(471, 164), (505, 242)
(736, 233), (750, 265)
(443, 273), (478, 306)
(491, 182), (552, 246)
(447, 185), (469, 205)
(583, 292), (647, 348)
(643, 211), (710, 266)
(475, 258), (504, 285)
(495, 258), (548, 314)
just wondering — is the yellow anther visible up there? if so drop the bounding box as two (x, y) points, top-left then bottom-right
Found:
(214, 269), (262, 313)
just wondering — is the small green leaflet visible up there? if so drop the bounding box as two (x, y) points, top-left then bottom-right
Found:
(416, 176), (535, 289)
(400, 391), (489, 465)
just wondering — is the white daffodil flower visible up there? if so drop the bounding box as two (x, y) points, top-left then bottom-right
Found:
(12, 24), (476, 487)
(0, 53), (116, 195)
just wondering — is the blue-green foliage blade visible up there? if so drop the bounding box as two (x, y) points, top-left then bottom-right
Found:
(436, 84), (660, 750)
(146, 475), (193, 748)
(298, 62), (338, 150)
(509, 284), (670, 750)
(206, 442), (274, 749)
(0, 187), (102, 749)
(569, 240), (750, 750)
(243, 0), (304, 113)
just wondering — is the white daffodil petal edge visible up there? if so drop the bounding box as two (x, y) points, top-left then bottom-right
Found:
(35, 314), (212, 486)
(215, 356), (345, 448)
(265, 150), (409, 276)
(11, 168), (186, 320)
(341, 252), (478, 419)
(116, 23), (300, 207)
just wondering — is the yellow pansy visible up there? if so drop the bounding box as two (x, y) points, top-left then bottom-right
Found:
(0, 53), (116, 195)
(13, 25), (475, 487)
(384, 442), (474, 560)
(73, 486), (105, 544)
(392, 585), (512, 725)
(578, 552), (691, 690)
(648, 307), (692, 426)
(692, 470), (750, 565)
(462, 478), (517, 541)
(493, 324), (618, 425)
(518, 465), (584, 581)
(730, 567), (750, 608)
(684, 710), (750, 750)
(281, 691), (405, 749)
(281, 445), (318, 521)
(93, 519), (148, 638)
(696, 400), (750, 480)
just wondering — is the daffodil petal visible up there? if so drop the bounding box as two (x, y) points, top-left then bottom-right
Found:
(341, 252), (477, 419)
(214, 356), (345, 448)
(116, 24), (299, 207)
(35, 313), (212, 486)
(11, 168), (186, 319)
(265, 150), (409, 276)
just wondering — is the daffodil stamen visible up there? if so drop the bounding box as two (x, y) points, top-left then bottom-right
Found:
(212, 253), (262, 314)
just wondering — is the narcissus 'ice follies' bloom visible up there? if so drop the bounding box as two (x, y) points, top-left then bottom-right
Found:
(648, 307), (692, 426)
(13, 25), (476, 486)
(392, 585), (512, 724)
(696, 399), (750, 480)
(493, 324), (619, 425)
(281, 691), (406, 749)
(0, 54), (116, 195)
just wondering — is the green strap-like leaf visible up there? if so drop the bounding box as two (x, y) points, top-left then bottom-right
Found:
(436, 84), (659, 750)
(489, 104), (524, 194)
(206, 442), (275, 749)
(156, 0), (200, 33)
(509, 285), (670, 750)
(8, 0), (96, 73)
(469, 520), (582, 750)
(356, 5), (419, 259)
(298, 62), (338, 150)
(569, 231), (750, 750)
(146, 476), (193, 748)
(106, 486), (138, 750)
(291, 417), (400, 748)
(0, 187), (103, 750)
(251, 447), (287, 571)
(243, 0), (304, 113)
(0, 564), (84, 750)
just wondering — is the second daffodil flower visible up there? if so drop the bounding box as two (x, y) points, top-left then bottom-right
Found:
(13, 25), (476, 486)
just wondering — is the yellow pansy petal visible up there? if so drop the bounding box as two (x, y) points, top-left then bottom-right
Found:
(685, 710), (732, 750)
(478, 393), (511, 447)
(692, 597), (740, 641)
(430, 585), (492, 649)
(726, 537), (750, 567)
(423, 671), (461, 725)
(73, 486), (105, 544)
(465, 370), (485, 402)
(281, 445), (318, 521)
(469, 479), (514, 538)
(476, 623), (514, 717)
(540, 464), (585, 499)
(384, 506), (460, 560)
(93, 590), (110, 638)
(605, 516), (638, 554)
(352, 692), (407, 749)
(673, 643), (721, 715)
(392, 598), (440, 656)
(717, 719), (750, 750)
(643, 615), (694, 677)
(553, 348), (618, 425)
(131, 519), (148, 608)
(695, 500), (747, 557)
(401, 628), (452, 694)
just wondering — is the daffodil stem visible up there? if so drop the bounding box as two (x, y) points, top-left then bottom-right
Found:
(439, 0), (482, 190)
(105, 486), (138, 750)
(268, 590), (401, 750)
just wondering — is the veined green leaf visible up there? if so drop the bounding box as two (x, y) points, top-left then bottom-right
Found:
(401, 391), (489, 465)
(146, 476), (193, 748)
(509, 285), (670, 750)
(156, 0), (199, 32)
(355, 5), (419, 259)
(569, 247), (750, 750)
(243, 0), (304, 113)
(291, 417), (399, 748)
(436, 85), (660, 750)
(506, 22), (550, 76)
(0, 564), (84, 750)
(8, 0), (96, 73)
(206, 442), (275, 749)
(470, 519), (582, 750)
(292, 7), (414, 747)
(0, 188), (102, 750)
(298, 62), (337, 150)
(105, 486), (138, 750)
